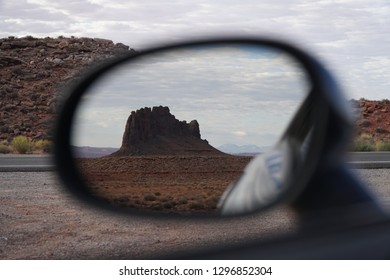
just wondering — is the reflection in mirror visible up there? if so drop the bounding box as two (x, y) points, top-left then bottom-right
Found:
(71, 43), (311, 215)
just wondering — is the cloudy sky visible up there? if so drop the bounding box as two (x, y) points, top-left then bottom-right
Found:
(73, 45), (309, 147)
(1, 0), (389, 147)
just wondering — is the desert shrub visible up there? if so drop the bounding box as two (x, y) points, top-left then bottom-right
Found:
(25, 35), (36, 40)
(351, 140), (375, 152)
(12, 136), (32, 154)
(360, 120), (371, 127)
(203, 199), (216, 210)
(188, 200), (204, 210)
(144, 193), (156, 201)
(162, 202), (173, 209)
(350, 134), (375, 152)
(34, 139), (52, 153)
(206, 195), (221, 210)
(0, 143), (11, 154)
(151, 203), (163, 211)
(12, 67), (24, 76)
(375, 127), (387, 134)
(376, 141), (390, 151)
(360, 133), (373, 141)
(116, 196), (129, 203)
(208, 195), (220, 204)
(177, 197), (188, 205)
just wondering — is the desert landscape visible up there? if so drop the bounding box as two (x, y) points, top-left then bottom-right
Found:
(1, 36), (389, 153)
(78, 155), (251, 214)
(1, 36), (390, 259)
(76, 106), (252, 214)
(1, 36), (389, 216)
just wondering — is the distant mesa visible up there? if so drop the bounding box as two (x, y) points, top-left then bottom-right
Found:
(111, 106), (225, 156)
(72, 146), (119, 158)
(217, 143), (266, 155)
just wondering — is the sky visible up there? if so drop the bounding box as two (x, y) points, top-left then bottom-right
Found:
(72, 45), (309, 147)
(1, 0), (389, 147)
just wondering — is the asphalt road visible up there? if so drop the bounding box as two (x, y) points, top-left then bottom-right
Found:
(0, 155), (54, 172)
(0, 152), (390, 171)
(346, 152), (390, 169)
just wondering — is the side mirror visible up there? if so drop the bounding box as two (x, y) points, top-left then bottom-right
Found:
(54, 37), (353, 218)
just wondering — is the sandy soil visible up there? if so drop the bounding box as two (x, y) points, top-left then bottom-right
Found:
(77, 155), (251, 214)
(0, 168), (389, 259)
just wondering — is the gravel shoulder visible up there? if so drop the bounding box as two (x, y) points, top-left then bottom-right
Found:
(0, 169), (389, 259)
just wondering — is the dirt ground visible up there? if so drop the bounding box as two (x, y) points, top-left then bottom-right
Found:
(0, 168), (389, 259)
(77, 155), (251, 214)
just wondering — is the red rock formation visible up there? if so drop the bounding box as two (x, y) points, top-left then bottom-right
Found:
(350, 99), (390, 143)
(0, 36), (134, 142)
(111, 106), (224, 156)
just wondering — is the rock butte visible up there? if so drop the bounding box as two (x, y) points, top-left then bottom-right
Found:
(111, 106), (225, 156)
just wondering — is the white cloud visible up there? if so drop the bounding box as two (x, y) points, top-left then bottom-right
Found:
(233, 131), (247, 137)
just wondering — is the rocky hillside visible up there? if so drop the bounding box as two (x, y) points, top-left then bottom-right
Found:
(111, 106), (224, 156)
(0, 36), (134, 142)
(350, 99), (390, 144)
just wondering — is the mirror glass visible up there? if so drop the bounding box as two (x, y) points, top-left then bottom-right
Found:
(70, 43), (311, 215)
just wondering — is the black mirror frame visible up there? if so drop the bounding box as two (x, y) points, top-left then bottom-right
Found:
(53, 36), (353, 219)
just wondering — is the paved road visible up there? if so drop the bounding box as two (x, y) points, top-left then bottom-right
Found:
(347, 152), (390, 162)
(0, 155), (54, 171)
(0, 152), (390, 171)
(346, 152), (390, 169)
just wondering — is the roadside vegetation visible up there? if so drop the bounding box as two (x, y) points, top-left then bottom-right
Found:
(350, 133), (390, 152)
(0, 136), (52, 154)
